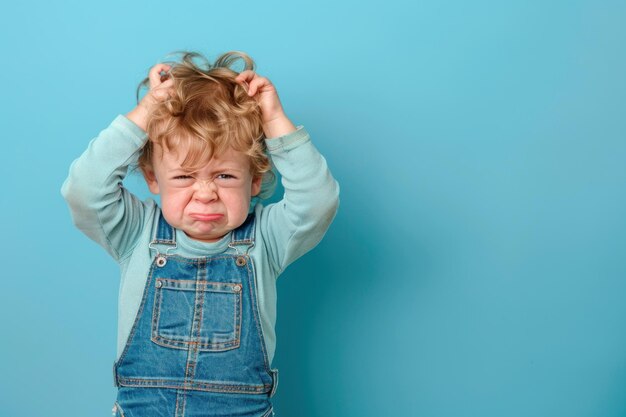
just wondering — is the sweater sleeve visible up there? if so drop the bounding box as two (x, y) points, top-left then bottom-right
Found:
(61, 115), (151, 262)
(258, 126), (340, 274)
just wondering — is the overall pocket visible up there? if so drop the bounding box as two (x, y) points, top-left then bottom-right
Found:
(151, 278), (242, 351)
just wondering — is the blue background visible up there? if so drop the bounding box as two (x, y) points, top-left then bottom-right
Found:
(2, 0), (626, 416)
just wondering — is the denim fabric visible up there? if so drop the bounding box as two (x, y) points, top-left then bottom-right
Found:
(113, 213), (277, 417)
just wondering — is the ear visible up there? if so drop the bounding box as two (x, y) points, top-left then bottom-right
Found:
(251, 175), (262, 197)
(142, 167), (161, 194)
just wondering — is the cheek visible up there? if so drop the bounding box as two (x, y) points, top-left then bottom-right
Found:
(160, 189), (192, 215)
(223, 191), (252, 216)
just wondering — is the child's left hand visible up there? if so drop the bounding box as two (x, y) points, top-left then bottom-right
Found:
(235, 70), (283, 123)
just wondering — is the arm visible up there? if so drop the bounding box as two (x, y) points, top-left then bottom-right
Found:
(61, 64), (174, 261)
(60, 115), (151, 261)
(260, 125), (340, 272)
(235, 71), (340, 272)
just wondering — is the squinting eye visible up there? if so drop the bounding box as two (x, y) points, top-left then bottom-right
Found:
(174, 175), (193, 180)
(216, 174), (235, 180)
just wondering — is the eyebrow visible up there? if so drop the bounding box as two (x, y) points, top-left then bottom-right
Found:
(166, 166), (247, 174)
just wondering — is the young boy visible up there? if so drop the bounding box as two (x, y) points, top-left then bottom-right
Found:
(61, 51), (339, 417)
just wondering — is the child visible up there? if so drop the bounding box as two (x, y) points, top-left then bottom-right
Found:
(61, 51), (339, 417)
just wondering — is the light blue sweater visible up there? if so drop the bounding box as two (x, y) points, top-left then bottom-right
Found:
(61, 115), (339, 363)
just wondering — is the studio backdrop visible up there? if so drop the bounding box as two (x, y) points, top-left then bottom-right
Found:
(2, 1), (626, 416)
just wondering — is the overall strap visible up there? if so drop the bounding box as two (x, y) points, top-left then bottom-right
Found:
(230, 213), (256, 248)
(149, 211), (177, 252)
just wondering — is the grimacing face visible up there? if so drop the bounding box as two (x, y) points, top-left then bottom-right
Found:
(143, 144), (262, 242)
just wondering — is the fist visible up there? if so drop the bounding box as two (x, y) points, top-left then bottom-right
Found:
(235, 70), (285, 124)
(140, 63), (175, 111)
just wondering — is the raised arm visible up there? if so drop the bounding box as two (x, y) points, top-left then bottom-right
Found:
(61, 64), (174, 261)
(235, 71), (340, 272)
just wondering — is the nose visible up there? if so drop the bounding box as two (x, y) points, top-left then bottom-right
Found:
(193, 179), (218, 202)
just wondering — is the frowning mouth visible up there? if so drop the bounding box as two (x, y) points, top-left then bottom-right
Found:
(189, 213), (223, 221)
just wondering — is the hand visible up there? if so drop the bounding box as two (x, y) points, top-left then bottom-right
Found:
(142, 63), (175, 108)
(127, 64), (175, 131)
(235, 70), (296, 138)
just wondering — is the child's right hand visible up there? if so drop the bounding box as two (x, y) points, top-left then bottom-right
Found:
(126, 63), (174, 131)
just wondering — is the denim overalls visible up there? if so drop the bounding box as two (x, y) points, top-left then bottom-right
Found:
(112, 213), (278, 417)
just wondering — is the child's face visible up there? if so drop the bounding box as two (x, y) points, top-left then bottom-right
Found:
(144, 144), (262, 242)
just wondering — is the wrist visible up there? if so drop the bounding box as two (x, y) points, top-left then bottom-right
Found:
(263, 113), (296, 139)
(126, 104), (150, 132)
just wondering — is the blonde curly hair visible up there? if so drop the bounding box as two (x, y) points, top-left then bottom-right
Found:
(135, 50), (271, 180)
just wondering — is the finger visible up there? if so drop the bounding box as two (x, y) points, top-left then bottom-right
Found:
(247, 76), (271, 96)
(149, 64), (172, 88)
(238, 80), (250, 94)
(237, 73), (257, 90)
(155, 78), (175, 91)
(152, 78), (175, 100)
(235, 70), (255, 83)
(235, 71), (256, 95)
